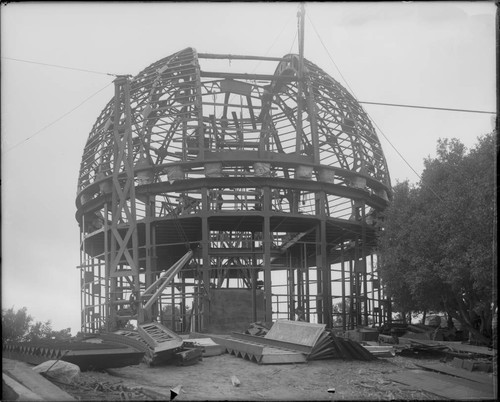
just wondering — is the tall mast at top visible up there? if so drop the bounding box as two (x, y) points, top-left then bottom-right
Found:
(296, 2), (306, 153)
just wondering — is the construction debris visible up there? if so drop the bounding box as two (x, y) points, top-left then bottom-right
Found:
(308, 330), (377, 361)
(379, 334), (495, 360)
(360, 344), (396, 357)
(345, 328), (379, 342)
(245, 321), (271, 337)
(174, 348), (203, 366)
(388, 367), (494, 400)
(3, 358), (76, 401)
(183, 338), (225, 357)
(137, 322), (184, 366)
(417, 361), (494, 382)
(231, 375), (241, 387)
(3, 372), (44, 401)
(450, 357), (493, 373)
(207, 320), (376, 364)
(170, 385), (182, 401)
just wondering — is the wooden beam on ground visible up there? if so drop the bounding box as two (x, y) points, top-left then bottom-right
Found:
(388, 369), (494, 400)
(3, 373), (44, 401)
(2, 358), (75, 401)
(414, 362), (495, 386)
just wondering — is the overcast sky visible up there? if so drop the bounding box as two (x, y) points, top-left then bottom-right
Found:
(1, 2), (496, 333)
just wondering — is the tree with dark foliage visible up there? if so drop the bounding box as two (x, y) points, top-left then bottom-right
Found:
(378, 133), (495, 345)
(2, 307), (71, 343)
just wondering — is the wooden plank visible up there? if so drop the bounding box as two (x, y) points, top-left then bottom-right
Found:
(446, 343), (495, 356)
(182, 338), (224, 357)
(260, 347), (307, 364)
(231, 332), (312, 354)
(2, 359), (75, 401)
(210, 337), (265, 357)
(362, 345), (395, 357)
(415, 362), (494, 385)
(388, 370), (494, 400)
(265, 320), (325, 347)
(3, 372), (44, 401)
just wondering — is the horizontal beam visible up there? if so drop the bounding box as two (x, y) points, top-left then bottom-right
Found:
(76, 176), (388, 220)
(200, 71), (297, 82)
(198, 53), (286, 62)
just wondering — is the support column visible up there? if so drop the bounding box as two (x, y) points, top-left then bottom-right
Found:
(143, 195), (154, 322)
(107, 75), (140, 329)
(315, 190), (331, 327)
(251, 232), (257, 322)
(349, 258), (354, 329)
(288, 252), (295, 320)
(201, 187), (210, 331)
(341, 240), (346, 331)
(263, 186), (273, 322)
(361, 201), (368, 326)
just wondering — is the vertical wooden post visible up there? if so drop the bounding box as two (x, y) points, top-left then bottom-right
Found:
(263, 186), (273, 322)
(201, 187), (210, 331)
(361, 201), (368, 326)
(296, 2), (305, 153)
(341, 240), (346, 331)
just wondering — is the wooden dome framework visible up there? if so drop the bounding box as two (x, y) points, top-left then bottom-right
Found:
(76, 47), (392, 333)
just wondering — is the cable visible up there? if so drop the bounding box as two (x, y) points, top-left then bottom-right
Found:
(1, 56), (118, 77)
(307, 11), (444, 201)
(359, 101), (495, 115)
(3, 82), (113, 154)
(307, 9), (493, 117)
(251, 10), (296, 74)
(306, 13), (359, 98)
(370, 117), (444, 202)
(289, 31), (298, 55)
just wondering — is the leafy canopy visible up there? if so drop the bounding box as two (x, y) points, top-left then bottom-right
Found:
(378, 133), (495, 344)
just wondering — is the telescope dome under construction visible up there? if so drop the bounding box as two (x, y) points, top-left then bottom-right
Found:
(76, 47), (391, 333)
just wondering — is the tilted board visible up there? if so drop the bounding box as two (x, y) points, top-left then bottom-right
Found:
(265, 320), (326, 348)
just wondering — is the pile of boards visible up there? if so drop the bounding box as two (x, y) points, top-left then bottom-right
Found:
(206, 320), (375, 364)
(379, 333), (495, 361)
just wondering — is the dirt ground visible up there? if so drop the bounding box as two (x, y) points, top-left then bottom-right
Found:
(56, 353), (444, 401)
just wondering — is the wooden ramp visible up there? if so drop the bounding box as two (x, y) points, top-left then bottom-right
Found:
(388, 369), (494, 400)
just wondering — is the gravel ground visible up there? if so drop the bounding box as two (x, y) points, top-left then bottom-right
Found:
(54, 353), (445, 401)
